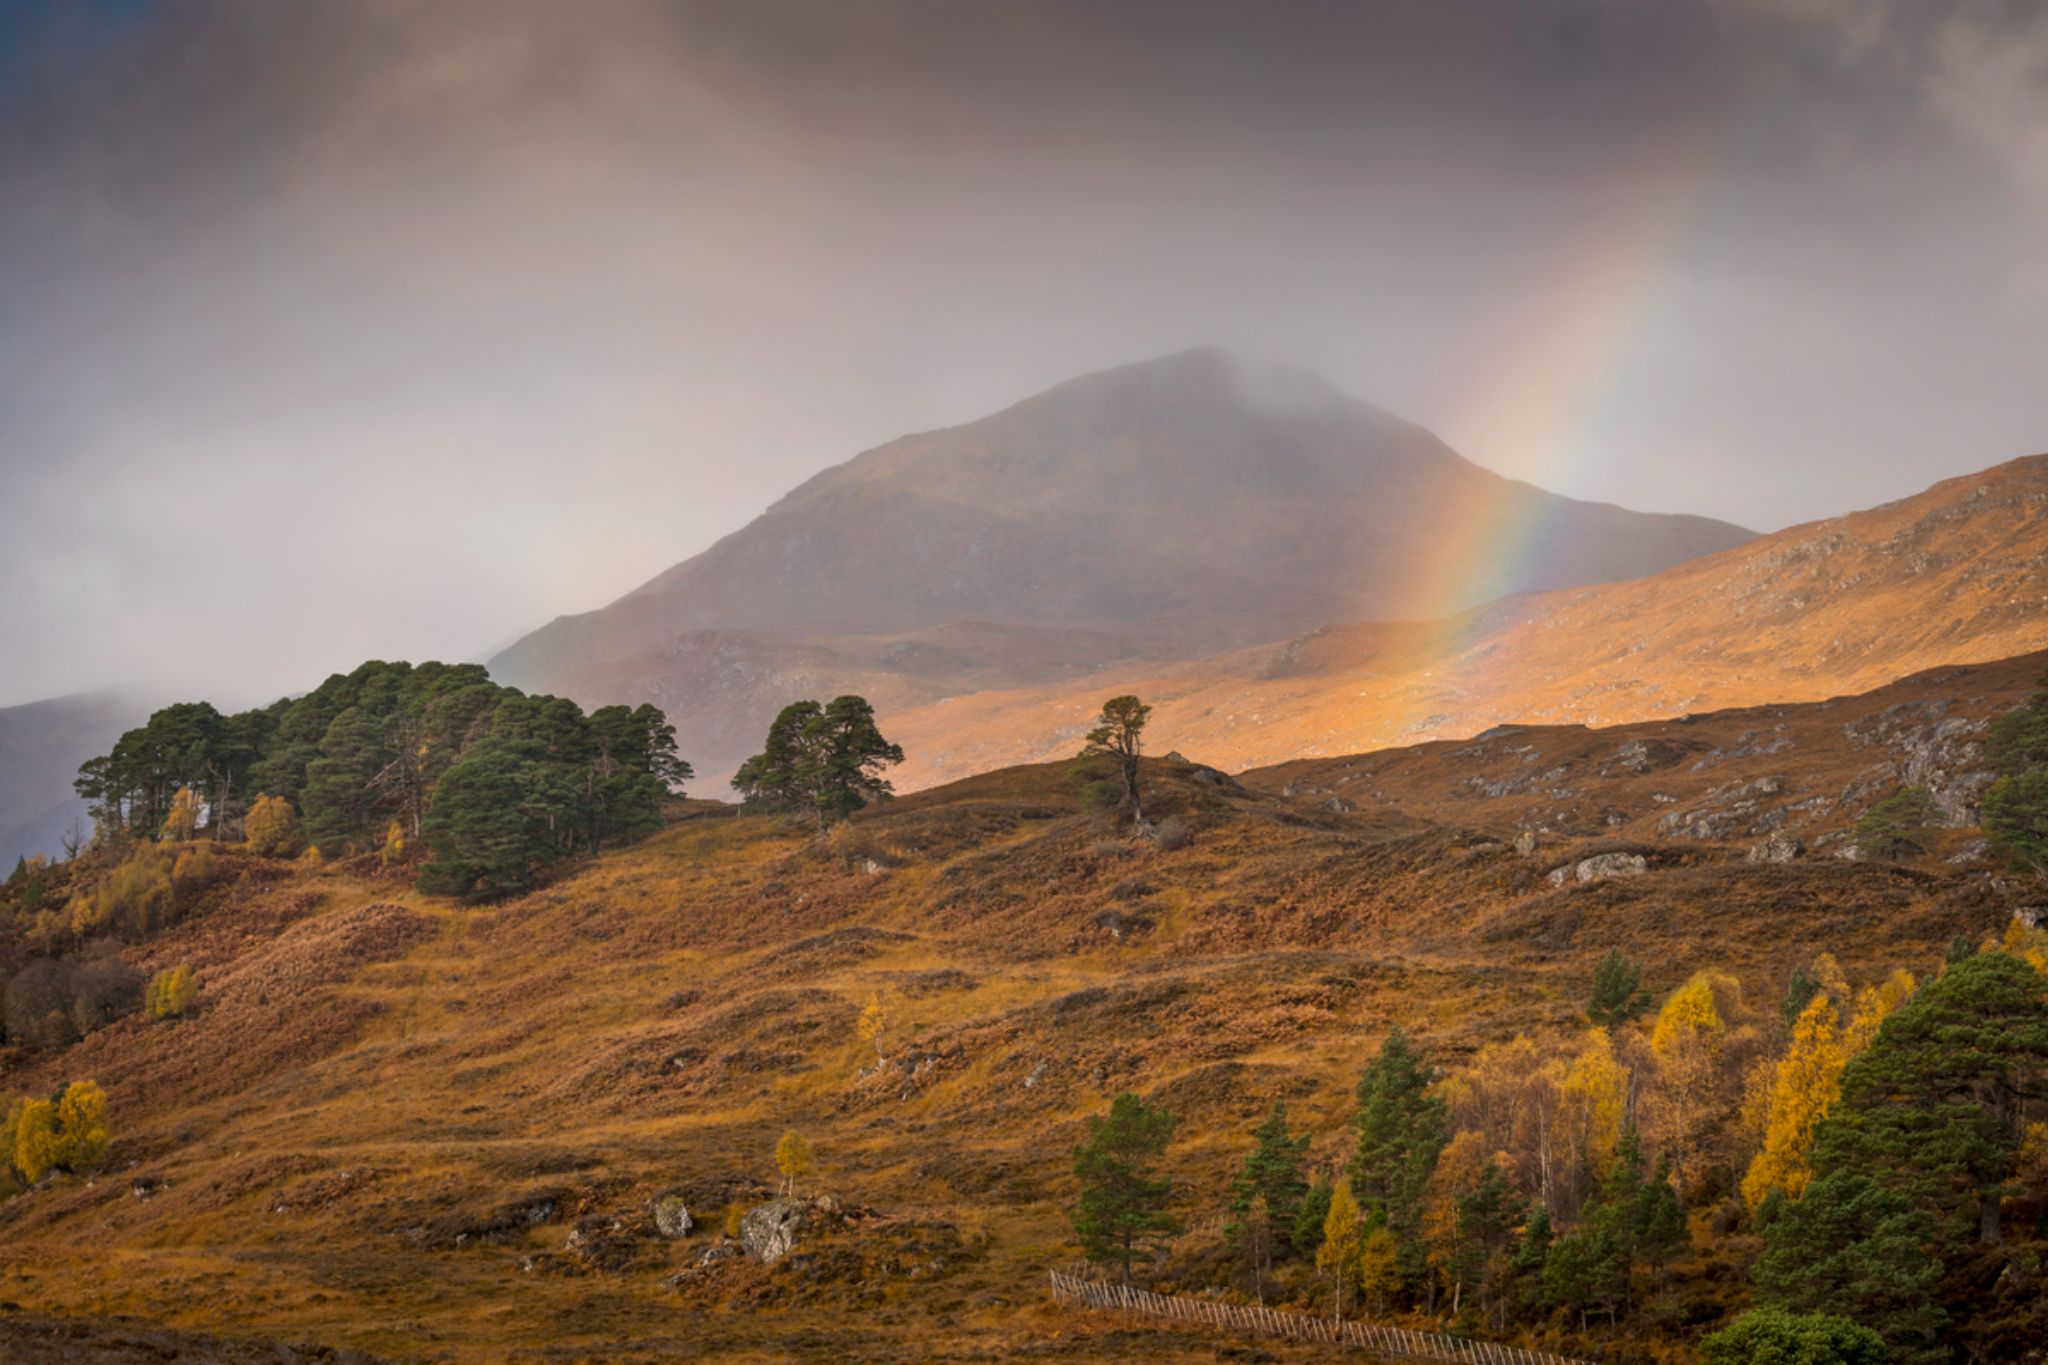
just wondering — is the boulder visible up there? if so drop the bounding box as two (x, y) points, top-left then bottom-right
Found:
(652, 1194), (693, 1239)
(740, 1198), (807, 1263)
(1745, 831), (1804, 865)
(1574, 852), (1647, 882)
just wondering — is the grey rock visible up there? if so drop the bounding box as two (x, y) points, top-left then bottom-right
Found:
(1574, 852), (1647, 882)
(1745, 831), (1804, 864)
(1945, 838), (1992, 866)
(653, 1193), (693, 1239)
(740, 1198), (807, 1263)
(697, 1240), (743, 1269)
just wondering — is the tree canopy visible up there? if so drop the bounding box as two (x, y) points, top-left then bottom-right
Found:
(77, 661), (689, 900)
(731, 696), (903, 824)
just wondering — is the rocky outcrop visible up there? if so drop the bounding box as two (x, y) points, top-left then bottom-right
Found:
(652, 1194), (693, 1239)
(1547, 852), (1649, 886)
(1746, 831), (1805, 864)
(740, 1198), (807, 1263)
(1844, 700), (1997, 826)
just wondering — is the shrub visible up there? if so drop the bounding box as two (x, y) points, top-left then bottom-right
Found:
(1700, 1307), (1887, 1364)
(2, 954), (143, 1050)
(3, 958), (76, 1049)
(146, 964), (196, 1020)
(1154, 816), (1193, 852)
(68, 954), (143, 1035)
(243, 794), (303, 857)
(4, 1080), (110, 1187)
(1851, 785), (1939, 862)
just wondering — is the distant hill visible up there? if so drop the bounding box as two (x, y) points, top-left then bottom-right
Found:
(0, 690), (139, 863)
(491, 349), (1752, 781)
(872, 452), (2048, 785)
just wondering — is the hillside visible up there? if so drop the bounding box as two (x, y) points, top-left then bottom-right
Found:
(3, 650), (2043, 1361)
(875, 452), (2048, 787)
(0, 690), (140, 864)
(490, 349), (1750, 782)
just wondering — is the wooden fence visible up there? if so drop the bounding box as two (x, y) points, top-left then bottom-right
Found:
(1047, 1270), (1594, 1364)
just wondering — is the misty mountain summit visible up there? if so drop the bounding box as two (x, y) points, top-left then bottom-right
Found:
(490, 349), (1752, 776)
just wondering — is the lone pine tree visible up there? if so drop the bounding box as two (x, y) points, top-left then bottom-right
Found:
(1071, 1092), (1180, 1284)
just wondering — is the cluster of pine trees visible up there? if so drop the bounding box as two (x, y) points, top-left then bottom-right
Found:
(72, 661), (691, 899)
(731, 696), (903, 825)
(1071, 931), (2048, 1360)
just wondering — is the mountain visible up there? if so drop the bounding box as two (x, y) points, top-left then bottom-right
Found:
(0, 689), (140, 863)
(871, 452), (2048, 786)
(6, 650), (2040, 1359)
(490, 349), (1752, 778)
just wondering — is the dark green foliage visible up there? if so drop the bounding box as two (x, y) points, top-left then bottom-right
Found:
(1983, 675), (2048, 877)
(1597, 1125), (1688, 1300)
(1811, 950), (2048, 1248)
(1066, 760), (1122, 813)
(1850, 784), (1940, 862)
(1755, 952), (2048, 1363)
(1080, 695), (1151, 819)
(1226, 1102), (1310, 1273)
(1699, 1308), (1888, 1365)
(1752, 1172), (1946, 1360)
(74, 699), (241, 837)
(1541, 1224), (1623, 1331)
(78, 660), (687, 902)
(1986, 674), (2048, 776)
(1782, 963), (1822, 1022)
(1508, 1205), (1552, 1318)
(1946, 934), (1978, 966)
(731, 696), (902, 825)
(1453, 1160), (1528, 1330)
(1982, 768), (2048, 879)
(1071, 1092), (1180, 1284)
(1290, 1173), (1333, 1259)
(1587, 947), (1649, 1028)
(1348, 1024), (1447, 1279)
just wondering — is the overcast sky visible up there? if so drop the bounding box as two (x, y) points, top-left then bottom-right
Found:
(1, 0), (2044, 707)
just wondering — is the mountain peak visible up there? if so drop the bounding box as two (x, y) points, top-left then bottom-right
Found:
(490, 351), (1756, 781)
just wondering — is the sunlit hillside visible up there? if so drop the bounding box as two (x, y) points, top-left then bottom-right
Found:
(4, 651), (2043, 1361)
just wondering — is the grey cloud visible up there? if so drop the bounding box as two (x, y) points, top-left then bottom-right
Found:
(0, 0), (2043, 705)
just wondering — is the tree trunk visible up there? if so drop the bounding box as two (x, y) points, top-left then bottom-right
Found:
(1980, 1189), (2003, 1246)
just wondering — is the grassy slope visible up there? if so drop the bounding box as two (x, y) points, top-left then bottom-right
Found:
(1, 653), (2042, 1361)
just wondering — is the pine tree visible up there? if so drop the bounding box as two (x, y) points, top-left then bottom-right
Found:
(1291, 1172), (1334, 1259)
(1071, 1092), (1179, 1284)
(1349, 1025), (1448, 1284)
(1851, 785), (1940, 862)
(1586, 948), (1649, 1028)
(1453, 1159), (1528, 1331)
(1751, 1171), (1946, 1361)
(1982, 768), (2048, 880)
(1812, 950), (2048, 1249)
(1080, 695), (1152, 820)
(732, 701), (823, 813)
(807, 695), (905, 824)
(1227, 1101), (1310, 1284)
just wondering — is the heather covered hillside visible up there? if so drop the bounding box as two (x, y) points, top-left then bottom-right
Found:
(3, 655), (2046, 1361)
